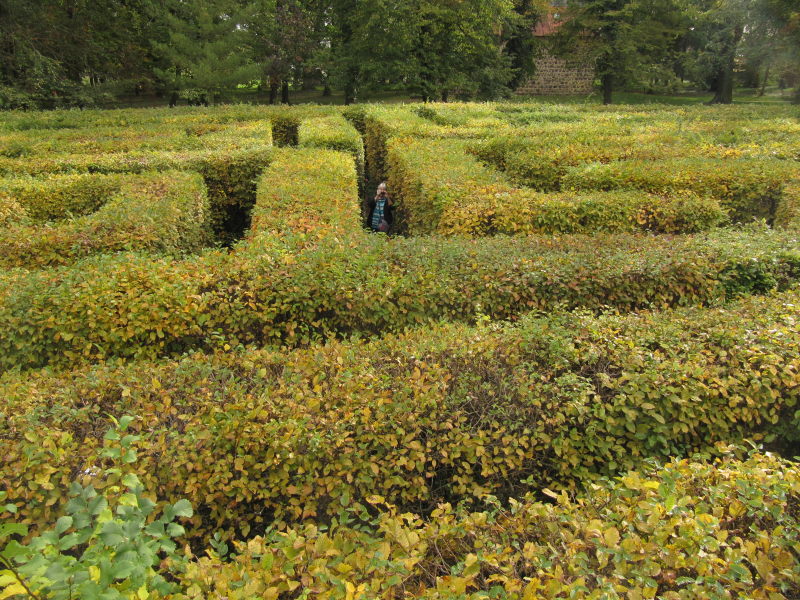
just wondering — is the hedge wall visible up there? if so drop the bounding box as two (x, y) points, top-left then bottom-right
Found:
(175, 451), (800, 598)
(0, 195), (30, 228)
(386, 137), (727, 236)
(0, 129), (798, 371)
(2, 289), (798, 541)
(0, 144), (274, 243)
(563, 157), (800, 224)
(0, 172), (125, 222)
(298, 115), (365, 186)
(0, 171), (211, 269)
(247, 147), (360, 242)
(0, 120), (274, 159)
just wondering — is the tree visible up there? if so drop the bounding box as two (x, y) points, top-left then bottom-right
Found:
(414, 0), (514, 100)
(555, 0), (685, 104)
(0, 0), (163, 107)
(504, 0), (551, 89)
(676, 0), (800, 103)
(153, 0), (258, 105)
(247, 0), (319, 104)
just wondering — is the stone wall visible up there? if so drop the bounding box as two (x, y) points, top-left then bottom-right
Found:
(516, 50), (594, 95)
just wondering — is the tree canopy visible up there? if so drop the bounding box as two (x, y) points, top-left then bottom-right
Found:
(0, 0), (798, 107)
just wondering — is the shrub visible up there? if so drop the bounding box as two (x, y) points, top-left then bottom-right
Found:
(0, 171), (211, 269)
(271, 115), (299, 147)
(563, 158), (800, 224)
(0, 219), (798, 371)
(298, 115), (365, 185)
(0, 196), (30, 228)
(0, 173), (125, 222)
(0, 145), (274, 244)
(341, 104), (367, 134)
(385, 137), (505, 234)
(247, 147), (360, 242)
(0, 417), (192, 599)
(387, 138), (728, 236)
(1, 290), (799, 540)
(0, 120), (272, 158)
(174, 450), (800, 599)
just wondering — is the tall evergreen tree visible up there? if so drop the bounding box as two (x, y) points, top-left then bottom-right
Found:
(153, 0), (258, 105)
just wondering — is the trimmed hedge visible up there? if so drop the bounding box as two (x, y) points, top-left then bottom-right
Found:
(563, 157), (800, 224)
(385, 137), (504, 234)
(298, 115), (365, 185)
(247, 147), (360, 242)
(0, 171), (211, 269)
(271, 115), (300, 147)
(0, 173), (125, 222)
(1, 289), (799, 540)
(0, 145), (274, 243)
(468, 134), (700, 192)
(174, 451), (800, 599)
(0, 222), (798, 371)
(387, 138), (727, 236)
(0, 120), (273, 158)
(445, 188), (728, 236)
(0, 195), (30, 228)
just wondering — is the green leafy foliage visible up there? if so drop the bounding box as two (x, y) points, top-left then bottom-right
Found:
(172, 450), (800, 599)
(2, 102), (800, 598)
(564, 157), (799, 223)
(0, 172), (211, 269)
(0, 418), (191, 600)
(2, 289), (800, 541)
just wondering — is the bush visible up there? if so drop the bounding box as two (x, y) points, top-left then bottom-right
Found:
(247, 147), (360, 242)
(563, 158), (800, 224)
(173, 450), (800, 599)
(271, 115), (299, 147)
(0, 173), (125, 222)
(387, 138), (728, 236)
(0, 120), (273, 158)
(0, 171), (211, 269)
(2, 290), (799, 540)
(0, 145), (274, 244)
(0, 417), (192, 599)
(298, 115), (365, 185)
(0, 196), (30, 228)
(0, 213), (798, 370)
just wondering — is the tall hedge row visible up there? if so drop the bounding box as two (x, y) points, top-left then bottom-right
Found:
(0, 172), (211, 269)
(298, 115), (365, 186)
(0, 144), (274, 242)
(367, 107), (800, 236)
(0, 172), (126, 222)
(386, 137), (727, 236)
(2, 289), (799, 540)
(1, 137), (798, 371)
(563, 157), (800, 224)
(174, 451), (800, 599)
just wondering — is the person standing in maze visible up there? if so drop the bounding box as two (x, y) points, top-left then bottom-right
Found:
(367, 182), (394, 233)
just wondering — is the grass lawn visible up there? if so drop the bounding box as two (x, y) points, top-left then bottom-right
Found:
(109, 85), (798, 109)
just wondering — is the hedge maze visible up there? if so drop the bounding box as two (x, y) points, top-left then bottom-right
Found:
(1, 102), (800, 598)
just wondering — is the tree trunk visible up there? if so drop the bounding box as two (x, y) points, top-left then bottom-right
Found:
(709, 66), (734, 104)
(269, 82), (278, 105)
(281, 80), (290, 104)
(441, 89), (449, 102)
(759, 65), (770, 97)
(322, 82), (331, 97)
(344, 65), (358, 105)
(601, 73), (613, 105)
(709, 25), (742, 105)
